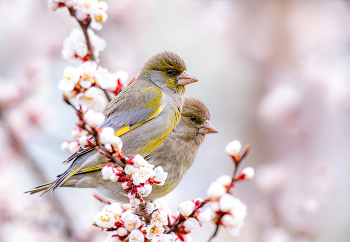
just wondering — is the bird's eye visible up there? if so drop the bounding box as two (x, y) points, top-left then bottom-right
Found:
(166, 69), (174, 75)
(190, 116), (196, 121)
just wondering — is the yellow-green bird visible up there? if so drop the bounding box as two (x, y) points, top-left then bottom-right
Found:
(27, 51), (197, 195)
(27, 97), (217, 203)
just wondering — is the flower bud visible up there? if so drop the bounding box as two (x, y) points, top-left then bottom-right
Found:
(225, 140), (242, 156)
(179, 200), (195, 216)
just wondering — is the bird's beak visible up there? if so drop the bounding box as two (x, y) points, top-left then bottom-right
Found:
(177, 71), (198, 86)
(198, 120), (218, 134)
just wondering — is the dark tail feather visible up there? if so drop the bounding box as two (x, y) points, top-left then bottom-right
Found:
(24, 183), (52, 195)
(40, 167), (80, 196)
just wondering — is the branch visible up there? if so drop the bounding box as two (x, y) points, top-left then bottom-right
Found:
(68, 7), (112, 102)
(166, 198), (211, 234)
(63, 95), (126, 167)
(207, 145), (251, 242)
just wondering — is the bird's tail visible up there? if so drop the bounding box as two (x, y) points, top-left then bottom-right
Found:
(24, 183), (52, 194)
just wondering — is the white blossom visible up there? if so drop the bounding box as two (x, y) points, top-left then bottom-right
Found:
(68, 141), (79, 153)
(132, 166), (156, 185)
(183, 234), (193, 242)
(101, 166), (114, 180)
(124, 165), (138, 175)
(131, 155), (148, 168)
(123, 214), (142, 231)
(129, 198), (142, 208)
(99, 127), (115, 144)
(76, 87), (107, 112)
(128, 230), (144, 242)
(183, 219), (195, 232)
(79, 135), (90, 146)
(216, 175), (232, 186)
(139, 184), (152, 197)
(207, 181), (226, 198)
(179, 200), (195, 216)
(154, 166), (168, 185)
(58, 66), (81, 92)
(221, 214), (245, 237)
(146, 202), (156, 214)
(60, 140), (70, 152)
(71, 128), (86, 138)
(94, 211), (115, 228)
(225, 140), (242, 156)
(151, 210), (168, 226)
(197, 209), (211, 224)
(116, 227), (128, 237)
(146, 224), (165, 240)
(85, 109), (105, 127)
(240, 166), (255, 180)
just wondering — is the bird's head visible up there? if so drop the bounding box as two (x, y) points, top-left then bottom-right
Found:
(141, 51), (198, 93)
(176, 97), (218, 145)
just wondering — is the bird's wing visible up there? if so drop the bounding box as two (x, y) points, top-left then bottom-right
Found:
(102, 82), (165, 136)
(42, 82), (165, 194)
(63, 81), (164, 165)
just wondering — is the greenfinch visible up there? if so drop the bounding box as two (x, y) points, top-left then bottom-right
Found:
(26, 97), (217, 202)
(28, 51), (198, 195)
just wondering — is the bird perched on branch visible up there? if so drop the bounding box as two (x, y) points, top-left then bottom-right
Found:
(27, 97), (217, 202)
(26, 51), (198, 195)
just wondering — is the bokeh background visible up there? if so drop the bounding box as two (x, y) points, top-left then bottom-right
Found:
(1, 0), (350, 241)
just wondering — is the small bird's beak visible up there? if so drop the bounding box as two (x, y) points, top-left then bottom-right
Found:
(198, 120), (218, 134)
(177, 71), (198, 86)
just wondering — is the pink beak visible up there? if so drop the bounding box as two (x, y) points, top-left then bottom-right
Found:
(198, 120), (218, 134)
(177, 70), (198, 86)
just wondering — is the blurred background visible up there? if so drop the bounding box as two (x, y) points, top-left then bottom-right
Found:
(1, 0), (350, 241)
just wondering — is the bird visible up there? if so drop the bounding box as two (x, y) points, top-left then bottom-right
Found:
(26, 97), (218, 202)
(27, 51), (198, 195)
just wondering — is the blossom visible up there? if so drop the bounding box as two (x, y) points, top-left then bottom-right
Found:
(207, 181), (226, 198)
(216, 175), (232, 186)
(76, 87), (107, 111)
(221, 214), (245, 237)
(239, 166), (255, 181)
(146, 202), (156, 214)
(61, 28), (106, 61)
(99, 127), (115, 144)
(139, 184), (152, 197)
(58, 66), (81, 92)
(179, 200), (195, 216)
(78, 135), (90, 146)
(129, 198), (142, 208)
(60, 140), (70, 152)
(94, 211), (115, 228)
(85, 109), (105, 127)
(71, 128), (86, 138)
(151, 210), (168, 226)
(102, 166), (115, 180)
(68, 141), (79, 153)
(116, 227), (128, 237)
(103, 202), (123, 219)
(46, 0), (65, 11)
(219, 194), (239, 212)
(130, 155), (148, 168)
(150, 234), (173, 242)
(90, 4), (108, 30)
(123, 213), (142, 231)
(197, 209), (211, 224)
(145, 224), (165, 240)
(225, 140), (242, 156)
(183, 234), (193, 242)
(128, 229), (144, 242)
(132, 166), (156, 185)
(183, 219), (195, 232)
(153, 166), (168, 185)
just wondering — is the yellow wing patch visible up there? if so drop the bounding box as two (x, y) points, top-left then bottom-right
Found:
(114, 105), (164, 137)
(80, 165), (103, 173)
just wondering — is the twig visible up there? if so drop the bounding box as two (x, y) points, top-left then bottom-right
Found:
(166, 199), (211, 234)
(93, 193), (111, 204)
(0, 109), (75, 239)
(63, 95), (126, 167)
(207, 145), (251, 242)
(67, 7), (112, 102)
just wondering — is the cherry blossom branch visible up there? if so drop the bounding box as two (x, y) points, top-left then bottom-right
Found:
(0, 109), (75, 239)
(166, 198), (211, 234)
(67, 7), (112, 102)
(207, 144), (251, 242)
(63, 94), (126, 167)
